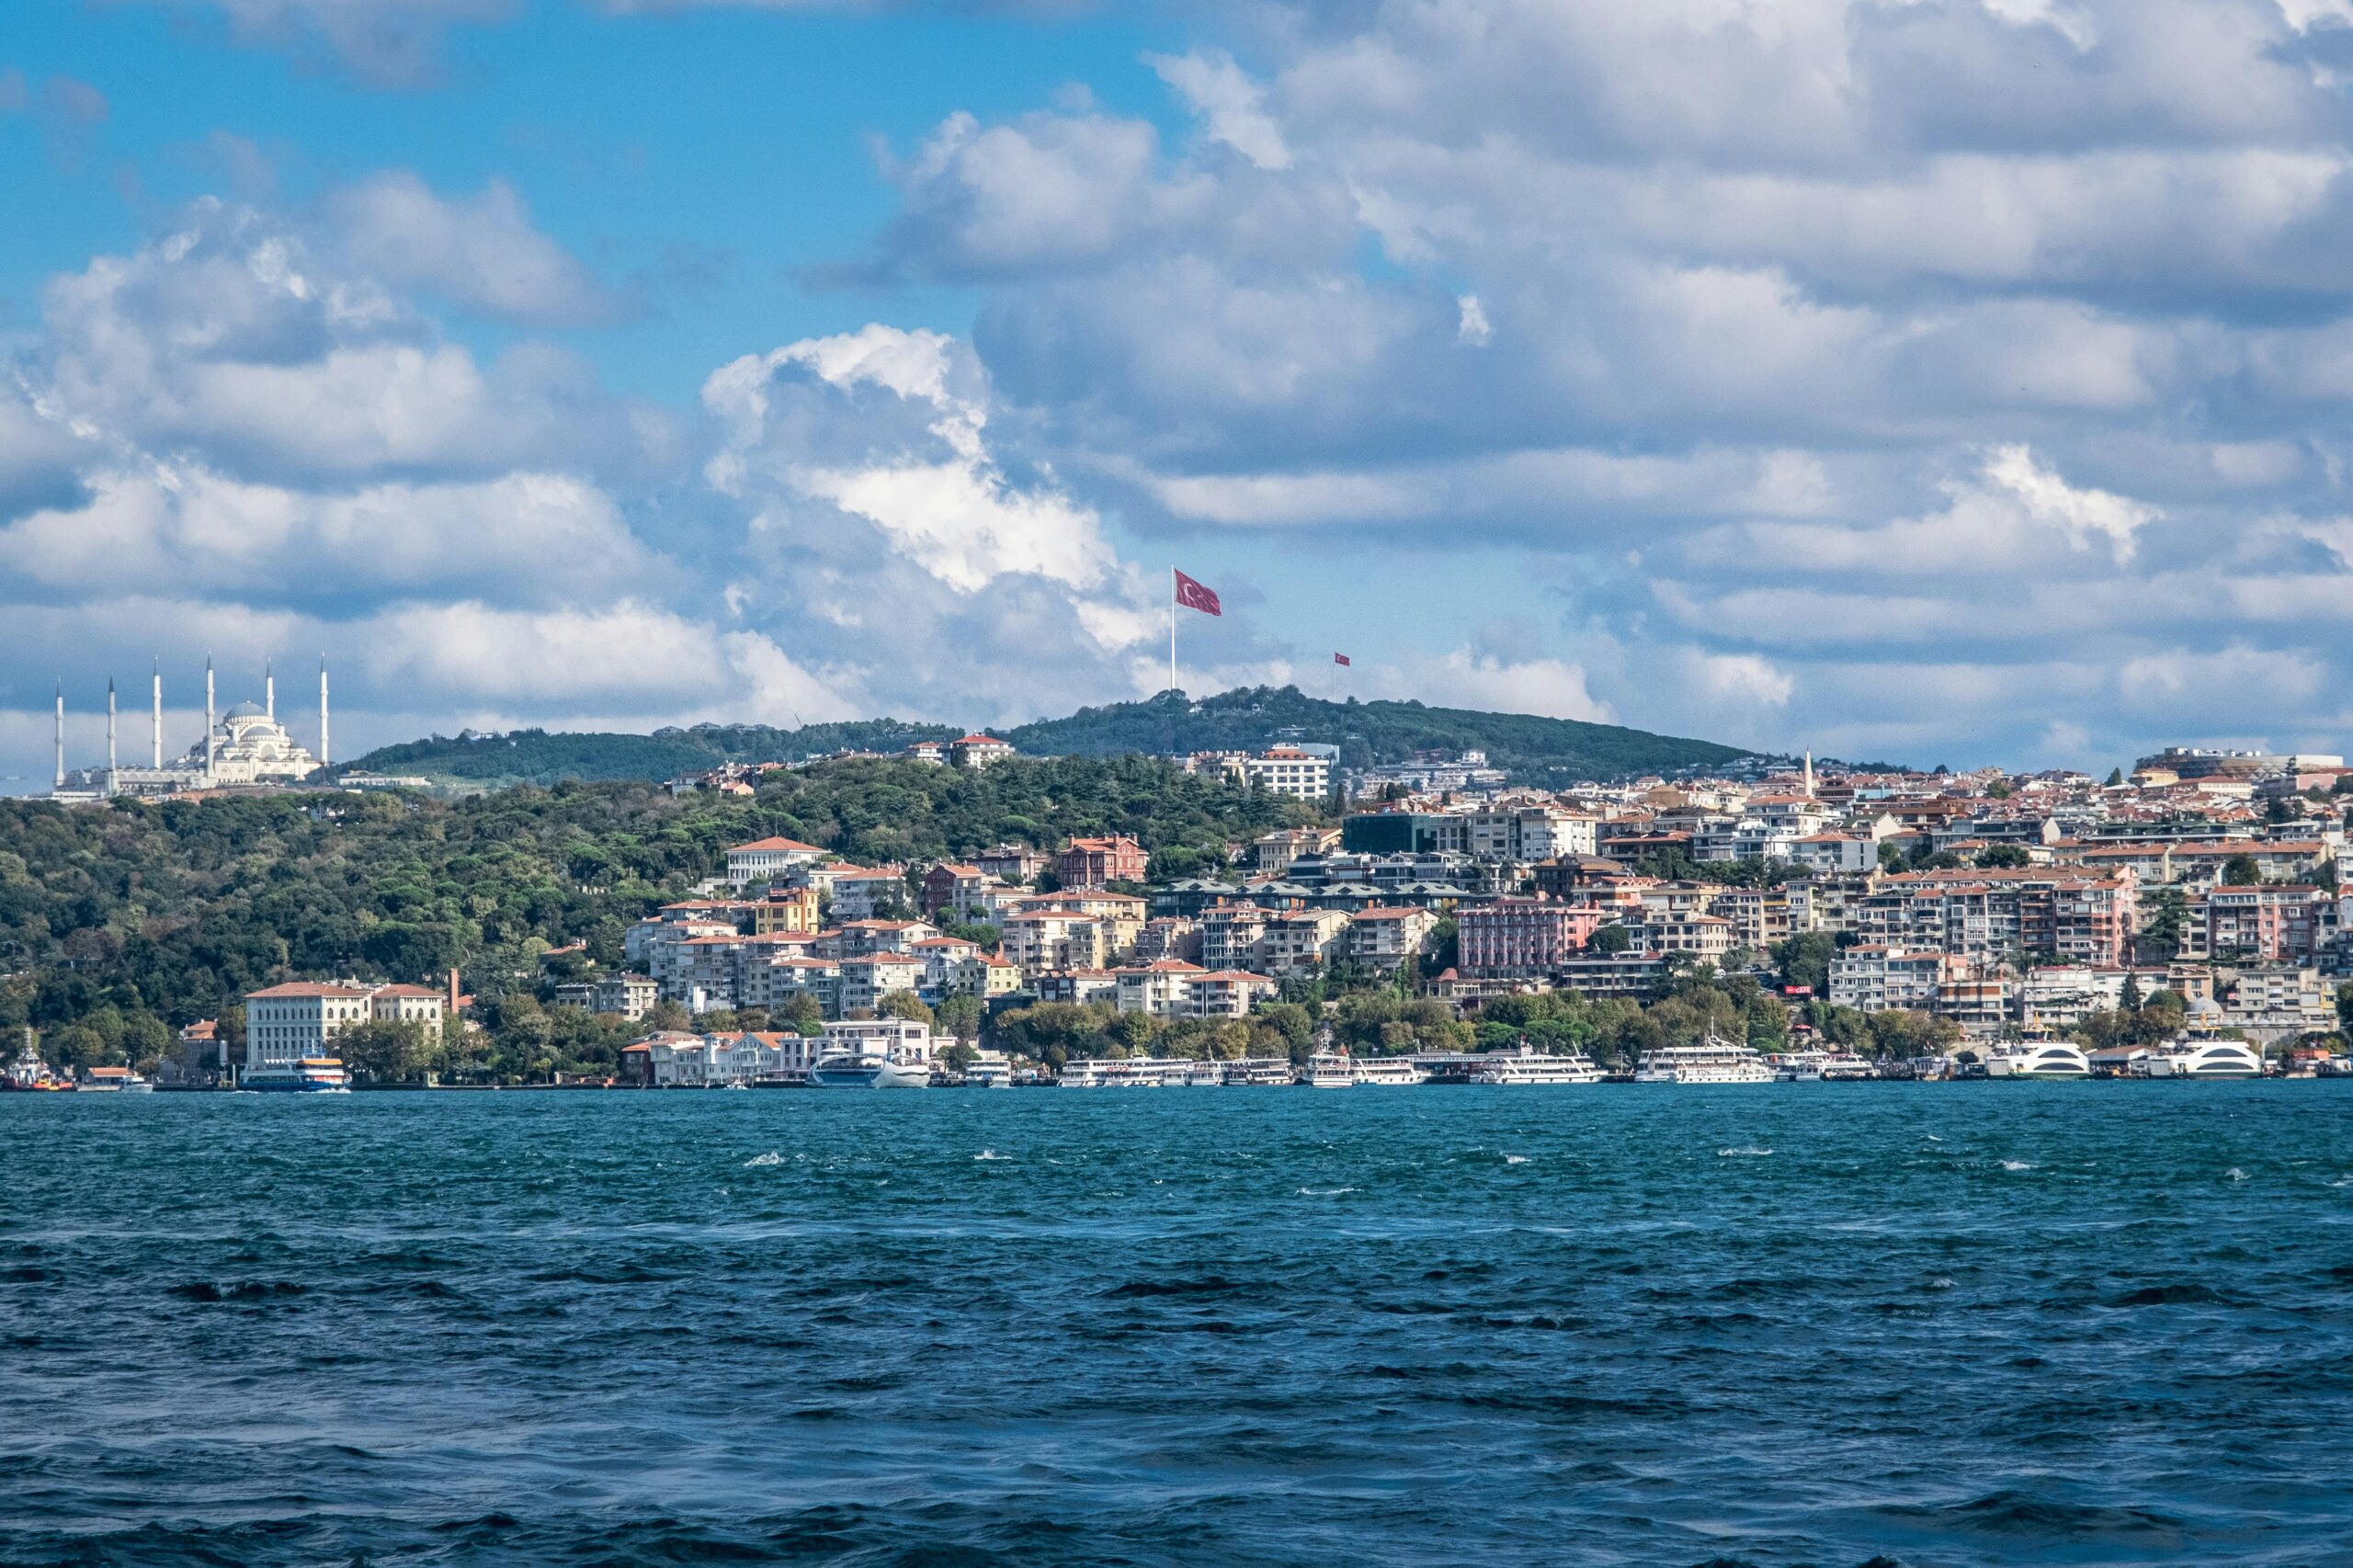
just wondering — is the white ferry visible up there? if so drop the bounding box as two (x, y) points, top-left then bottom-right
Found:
(1304, 1051), (1356, 1088)
(1775, 1050), (1877, 1081)
(1984, 1041), (2090, 1080)
(1350, 1056), (1430, 1086)
(2145, 1040), (2264, 1079)
(1634, 1036), (1776, 1085)
(243, 1057), (352, 1094)
(811, 1052), (929, 1088)
(1060, 1056), (1199, 1087)
(1469, 1047), (1605, 1085)
(1222, 1057), (1296, 1086)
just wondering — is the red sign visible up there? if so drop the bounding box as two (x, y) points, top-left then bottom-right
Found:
(1174, 569), (1222, 617)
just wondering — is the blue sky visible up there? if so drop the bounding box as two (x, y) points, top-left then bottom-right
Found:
(6, 0), (2353, 779)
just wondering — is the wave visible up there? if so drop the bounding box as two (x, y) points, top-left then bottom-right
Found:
(2001, 1160), (2036, 1171)
(2225, 1167), (2250, 1182)
(1504, 1154), (1530, 1165)
(743, 1152), (785, 1167)
(973, 1149), (1010, 1162)
(1717, 1146), (1773, 1157)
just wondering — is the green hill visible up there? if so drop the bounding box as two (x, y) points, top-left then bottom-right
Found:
(340, 720), (958, 790)
(341, 686), (1746, 790)
(1002, 687), (1747, 784)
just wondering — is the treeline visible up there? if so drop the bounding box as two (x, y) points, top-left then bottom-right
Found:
(991, 962), (1962, 1071)
(0, 756), (1320, 1075)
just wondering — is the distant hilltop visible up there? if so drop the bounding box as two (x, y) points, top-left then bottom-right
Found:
(336, 687), (1753, 792)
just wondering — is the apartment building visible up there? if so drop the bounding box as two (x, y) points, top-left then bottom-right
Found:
(1827, 947), (1946, 1013)
(1057, 835), (1146, 889)
(1457, 898), (1606, 980)
(724, 835), (826, 889)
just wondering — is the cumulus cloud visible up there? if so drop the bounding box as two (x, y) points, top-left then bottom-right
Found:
(324, 173), (623, 325)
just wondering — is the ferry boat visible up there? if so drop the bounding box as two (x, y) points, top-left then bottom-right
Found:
(2145, 1040), (2264, 1079)
(1222, 1057), (1296, 1086)
(243, 1057), (352, 1093)
(1304, 1051), (1356, 1088)
(1634, 1036), (1776, 1085)
(1350, 1056), (1430, 1086)
(1061, 1056), (1195, 1087)
(1984, 1041), (2090, 1080)
(1468, 1047), (1605, 1085)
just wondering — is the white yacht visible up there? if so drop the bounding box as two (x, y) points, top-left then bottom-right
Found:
(1469, 1047), (1605, 1085)
(1634, 1036), (1776, 1085)
(1984, 1040), (2090, 1080)
(810, 1017), (934, 1088)
(2146, 1040), (2264, 1079)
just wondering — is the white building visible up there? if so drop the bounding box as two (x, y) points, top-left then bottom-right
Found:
(725, 836), (827, 889)
(242, 981), (447, 1076)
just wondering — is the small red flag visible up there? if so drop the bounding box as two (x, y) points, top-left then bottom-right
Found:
(1334, 653), (1350, 666)
(1174, 569), (1221, 616)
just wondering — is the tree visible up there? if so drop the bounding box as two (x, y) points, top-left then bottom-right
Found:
(2336, 979), (2353, 1038)
(2222, 853), (2264, 886)
(336, 1019), (433, 1085)
(1769, 931), (1836, 995)
(1589, 924), (1631, 955)
(878, 991), (933, 1027)
(1976, 844), (2029, 869)
(47, 1024), (112, 1072)
(2120, 971), (2143, 1014)
(2105, 767), (2124, 787)
(1878, 839), (1907, 871)
(933, 994), (983, 1043)
(778, 994), (825, 1035)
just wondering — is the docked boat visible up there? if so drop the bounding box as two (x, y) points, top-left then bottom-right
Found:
(1304, 1051), (1356, 1088)
(243, 1057), (352, 1093)
(1633, 1036), (1776, 1085)
(810, 1052), (929, 1088)
(2146, 1040), (2264, 1079)
(1984, 1041), (2090, 1080)
(1350, 1056), (1430, 1086)
(4, 1046), (70, 1090)
(810, 1017), (934, 1088)
(1469, 1046), (1605, 1085)
(1222, 1057), (1296, 1086)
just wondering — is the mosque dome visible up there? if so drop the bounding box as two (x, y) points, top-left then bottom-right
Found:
(225, 701), (268, 721)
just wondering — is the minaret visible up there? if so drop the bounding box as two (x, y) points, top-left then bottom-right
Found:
(318, 656), (330, 771)
(107, 678), (117, 784)
(1802, 749), (1815, 798)
(265, 658), (275, 723)
(204, 656), (216, 783)
(151, 659), (162, 769)
(52, 681), (63, 790)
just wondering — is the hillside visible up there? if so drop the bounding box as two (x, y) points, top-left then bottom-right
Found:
(343, 687), (1746, 790)
(343, 720), (958, 790)
(1002, 687), (1747, 784)
(0, 754), (1318, 1082)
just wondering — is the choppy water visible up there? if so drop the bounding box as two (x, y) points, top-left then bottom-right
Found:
(4, 1085), (2349, 1568)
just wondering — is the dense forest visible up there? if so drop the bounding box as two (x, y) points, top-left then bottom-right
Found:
(0, 755), (1323, 1074)
(342, 719), (958, 789)
(338, 686), (1750, 791)
(1002, 687), (1749, 782)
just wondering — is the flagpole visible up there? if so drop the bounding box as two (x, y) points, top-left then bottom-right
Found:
(1169, 565), (1177, 695)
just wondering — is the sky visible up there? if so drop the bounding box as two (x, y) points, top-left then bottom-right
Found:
(6, 0), (2353, 783)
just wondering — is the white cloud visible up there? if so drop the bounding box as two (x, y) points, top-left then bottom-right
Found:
(1455, 293), (1492, 346)
(324, 172), (620, 325)
(1148, 50), (1293, 170)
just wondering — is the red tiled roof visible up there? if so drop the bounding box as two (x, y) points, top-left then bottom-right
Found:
(730, 836), (824, 854)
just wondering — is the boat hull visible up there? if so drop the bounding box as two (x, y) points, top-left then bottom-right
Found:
(810, 1059), (929, 1089)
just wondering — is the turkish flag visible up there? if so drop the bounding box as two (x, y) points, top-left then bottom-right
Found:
(1174, 569), (1222, 616)
(1334, 653), (1350, 666)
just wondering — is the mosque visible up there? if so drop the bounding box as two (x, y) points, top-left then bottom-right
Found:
(53, 658), (330, 799)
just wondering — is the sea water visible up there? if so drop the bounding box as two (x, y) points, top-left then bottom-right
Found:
(2, 1084), (2348, 1567)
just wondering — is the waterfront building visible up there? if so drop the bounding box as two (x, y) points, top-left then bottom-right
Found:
(242, 981), (447, 1079)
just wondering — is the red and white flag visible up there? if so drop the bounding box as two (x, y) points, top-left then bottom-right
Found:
(1173, 569), (1222, 616)
(1334, 653), (1351, 666)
